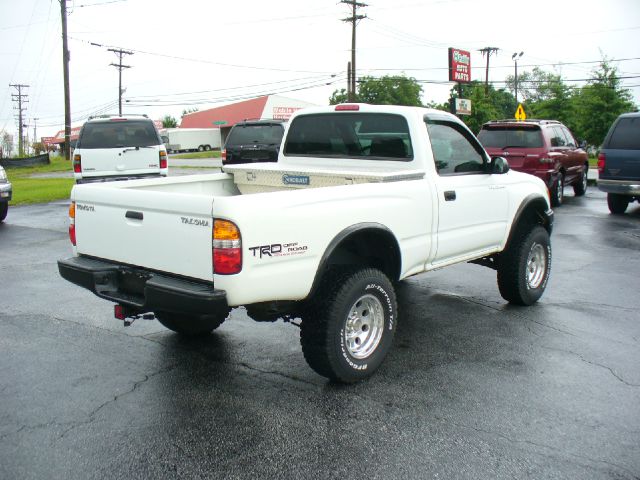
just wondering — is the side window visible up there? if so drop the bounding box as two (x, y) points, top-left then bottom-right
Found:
(426, 121), (486, 175)
(561, 126), (576, 148)
(549, 126), (567, 147)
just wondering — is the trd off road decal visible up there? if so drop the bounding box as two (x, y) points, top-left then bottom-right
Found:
(249, 242), (308, 259)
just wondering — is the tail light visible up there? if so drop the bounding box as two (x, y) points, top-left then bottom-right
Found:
(213, 219), (241, 274)
(598, 152), (606, 174)
(69, 202), (76, 246)
(73, 154), (81, 173)
(221, 149), (227, 164)
(159, 150), (167, 169)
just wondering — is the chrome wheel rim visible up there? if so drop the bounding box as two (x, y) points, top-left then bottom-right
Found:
(557, 177), (564, 204)
(344, 294), (384, 359)
(527, 243), (547, 289)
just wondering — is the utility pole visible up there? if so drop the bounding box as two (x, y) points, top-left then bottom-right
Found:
(341, 0), (367, 102)
(108, 48), (132, 116)
(9, 84), (29, 157)
(478, 47), (499, 93)
(33, 117), (39, 152)
(512, 52), (524, 104)
(60, 0), (71, 160)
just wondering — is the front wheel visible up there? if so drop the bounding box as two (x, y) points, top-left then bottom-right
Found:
(300, 268), (397, 383)
(497, 225), (551, 306)
(573, 166), (588, 196)
(0, 201), (7, 222)
(607, 193), (629, 214)
(155, 310), (229, 336)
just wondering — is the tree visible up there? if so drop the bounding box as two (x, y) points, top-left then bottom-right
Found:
(505, 67), (576, 130)
(329, 75), (423, 106)
(573, 59), (636, 146)
(162, 115), (178, 128)
(31, 142), (45, 155)
(181, 108), (199, 118)
(1, 131), (13, 158)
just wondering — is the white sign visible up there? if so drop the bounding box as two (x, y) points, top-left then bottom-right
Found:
(455, 98), (472, 116)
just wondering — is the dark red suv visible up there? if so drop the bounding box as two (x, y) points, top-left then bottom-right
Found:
(478, 119), (589, 207)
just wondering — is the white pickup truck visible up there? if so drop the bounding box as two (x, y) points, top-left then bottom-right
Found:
(58, 104), (553, 383)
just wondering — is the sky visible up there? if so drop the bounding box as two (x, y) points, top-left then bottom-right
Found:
(1, 0), (639, 143)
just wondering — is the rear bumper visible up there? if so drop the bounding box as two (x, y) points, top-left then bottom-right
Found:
(58, 256), (229, 316)
(75, 172), (167, 184)
(598, 179), (640, 196)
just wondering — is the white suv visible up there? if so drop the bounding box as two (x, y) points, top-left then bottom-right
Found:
(73, 115), (168, 183)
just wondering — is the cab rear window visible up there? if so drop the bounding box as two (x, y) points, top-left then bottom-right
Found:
(226, 125), (284, 145)
(478, 127), (544, 149)
(77, 121), (160, 149)
(607, 117), (640, 150)
(284, 113), (413, 161)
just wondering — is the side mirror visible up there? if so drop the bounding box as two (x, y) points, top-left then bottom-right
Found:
(490, 156), (510, 174)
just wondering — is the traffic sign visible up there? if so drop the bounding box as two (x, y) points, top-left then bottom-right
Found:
(515, 104), (526, 121)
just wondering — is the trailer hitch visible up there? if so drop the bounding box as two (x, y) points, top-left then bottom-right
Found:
(114, 304), (155, 326)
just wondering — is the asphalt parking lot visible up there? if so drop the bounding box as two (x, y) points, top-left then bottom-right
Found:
(1, 187), (639, 479)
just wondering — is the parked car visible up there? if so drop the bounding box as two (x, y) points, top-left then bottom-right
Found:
(73, 115), (168, 183)
(221, 119), (286, 165)
(597, 112), (640, 214)
(477, 119), (589, 207)
(0, 164), (11, 222)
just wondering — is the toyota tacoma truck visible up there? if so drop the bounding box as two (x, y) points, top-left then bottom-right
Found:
(58, 104), (553, 383)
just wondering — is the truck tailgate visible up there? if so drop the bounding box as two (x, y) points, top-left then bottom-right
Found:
(73, 184), (215, 281)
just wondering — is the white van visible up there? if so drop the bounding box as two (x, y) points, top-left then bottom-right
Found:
(73, 115), (168, 183)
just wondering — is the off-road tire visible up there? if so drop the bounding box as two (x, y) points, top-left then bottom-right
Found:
(300, 268), (397, 383)
(573, 167), (588, 196)
(551, 174), (564, 207)
(497, 225), (551, 306)
(155, 310), (228, 336)
(607, 193), (629, 214)
(0, 201), (7, 222)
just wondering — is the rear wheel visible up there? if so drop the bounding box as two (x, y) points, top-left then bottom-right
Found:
(573, 166), (588, 196)
(155, 310), (228, 336)
(204, 145), (211, 151)
(551, 174), (564, 207)
(300, 268), (397, 383)
(497, 225), (551, 306)
(197, 145), (204, 152)
(607, 193), (629, 214)
(0, 201), (7, 222)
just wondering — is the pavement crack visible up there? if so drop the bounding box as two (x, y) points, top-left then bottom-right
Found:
(542, 346), (639, 387)
(58, 363), (179, 439)
(438, 417), (639, 479)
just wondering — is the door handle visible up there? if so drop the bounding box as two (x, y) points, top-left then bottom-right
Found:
(444, 190), (456, 201)
(125, 210), (144, 220)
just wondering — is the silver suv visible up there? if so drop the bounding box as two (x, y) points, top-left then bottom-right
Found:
(73, 115), (168, 183)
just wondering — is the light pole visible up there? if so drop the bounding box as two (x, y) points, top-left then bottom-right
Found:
(512, 51), (524, 104)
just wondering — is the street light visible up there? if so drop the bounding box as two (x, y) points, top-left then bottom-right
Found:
(512, 51), (524, 104)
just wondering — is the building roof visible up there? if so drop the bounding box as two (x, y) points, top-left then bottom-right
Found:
(180, 96), (270, 129)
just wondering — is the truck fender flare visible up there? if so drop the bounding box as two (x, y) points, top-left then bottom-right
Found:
(505, 194), (554, 249)
(307, 222), (401, 299)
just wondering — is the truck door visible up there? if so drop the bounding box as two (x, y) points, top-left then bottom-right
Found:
(425, 115), (509, 265)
